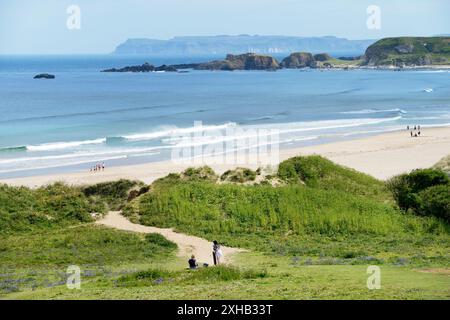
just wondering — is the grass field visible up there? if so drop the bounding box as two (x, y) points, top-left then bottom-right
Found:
(4, 252), (449, 300)
(1, 156), (448, 300)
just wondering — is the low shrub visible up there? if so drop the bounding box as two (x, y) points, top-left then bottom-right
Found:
(221, 168), (258, 183)
(82, 179), (143, 210)
(418, 185), (450, 223)
(387, 168), (449, 222)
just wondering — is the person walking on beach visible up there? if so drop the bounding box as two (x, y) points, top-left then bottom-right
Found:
(410, 131), (413, 137)
(212, 240), (223, 265)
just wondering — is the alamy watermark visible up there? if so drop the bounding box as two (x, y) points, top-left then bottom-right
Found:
(367, 265), (381, 290)
(66, 5), (81, 30)
(366, 5), (381, 30)
(66, 265), (81, 289)
(170, 121), (280, 167)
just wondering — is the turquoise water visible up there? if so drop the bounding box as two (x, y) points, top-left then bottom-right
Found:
(0, 55), (449, 178)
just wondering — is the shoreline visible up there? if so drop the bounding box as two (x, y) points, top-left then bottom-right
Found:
(1, 126), (449, 188)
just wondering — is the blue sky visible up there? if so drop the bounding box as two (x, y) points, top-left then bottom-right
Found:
(0, 0), (449, 54)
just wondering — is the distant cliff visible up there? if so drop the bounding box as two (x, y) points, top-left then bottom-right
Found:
(363, 37), (450, 66)
(113, 35), (375, 56)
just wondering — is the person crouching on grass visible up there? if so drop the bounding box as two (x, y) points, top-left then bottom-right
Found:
(188, 255), (198, 270)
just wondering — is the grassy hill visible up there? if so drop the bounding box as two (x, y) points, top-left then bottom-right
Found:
(124, 156), (448, 263)
(364, 37), (450, 66)
(1, 156), (449, 299)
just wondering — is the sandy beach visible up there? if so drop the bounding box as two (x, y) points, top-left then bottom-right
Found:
(1, 126), (449, 187)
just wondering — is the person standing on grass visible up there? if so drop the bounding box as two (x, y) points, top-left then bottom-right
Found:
(216, 245), (223, 265)
(212, 240), (222, 265)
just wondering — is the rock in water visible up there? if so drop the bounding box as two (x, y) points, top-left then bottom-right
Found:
(102, 62), (178, 72)
(154, 64), (178, 72)
(33, 73), (55, 79)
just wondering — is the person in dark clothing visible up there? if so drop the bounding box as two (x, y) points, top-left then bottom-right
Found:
(212, 240), (220, 265)
(188, 255), (198, 269)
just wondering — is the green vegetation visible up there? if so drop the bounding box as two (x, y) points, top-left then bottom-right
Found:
(82, 179), (144, 210)
(1, 155), (449, 299)
(221, 167), (259, 183)
(0, 225), (177, 295)
(0, 183), (104, 234)
(387, 168), (450, 222)
(181, 166), (219, 182)
(277, 156), (390, 200)
(124, 156), (448, 265)
(0, 179), (145, 234)
(6, 254), (450, 300)
(117, 265), (267, 287)
(364, 37), (450, 66)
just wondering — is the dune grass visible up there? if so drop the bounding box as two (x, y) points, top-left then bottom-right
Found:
(0, 183), (105, 234)
(81, 179), (144, 210)
(1, 155), (448, 299)
(123, 156), (448, 263)
(0, 225), (177, 295)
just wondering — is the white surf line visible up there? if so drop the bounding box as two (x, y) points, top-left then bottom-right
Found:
(96, 211), (246, 266)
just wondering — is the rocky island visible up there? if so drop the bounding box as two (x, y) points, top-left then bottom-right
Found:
(102, 62), (178, 72)
(33, 73), (55, 79)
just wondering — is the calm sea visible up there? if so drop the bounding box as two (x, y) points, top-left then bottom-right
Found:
(0, 55), (449, 178)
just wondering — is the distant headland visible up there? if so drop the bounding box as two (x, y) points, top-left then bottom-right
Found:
(112, 35), (375, 56)
(102, 37), (450, 73)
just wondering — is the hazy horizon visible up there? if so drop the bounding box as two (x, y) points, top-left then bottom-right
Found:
(1, 0), (449, 54)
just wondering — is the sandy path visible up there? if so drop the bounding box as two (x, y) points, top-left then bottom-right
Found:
(96, 211), (245, 265)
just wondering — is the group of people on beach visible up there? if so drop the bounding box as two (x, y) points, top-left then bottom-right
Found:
(90, 162), (105, 172)
(188, 240), (223, 270)
(407, 125), (422, 138)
